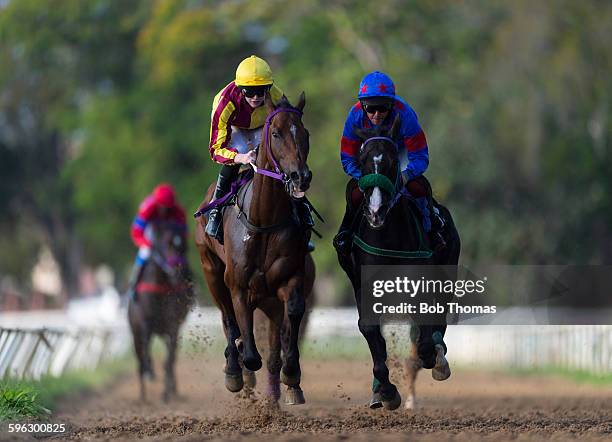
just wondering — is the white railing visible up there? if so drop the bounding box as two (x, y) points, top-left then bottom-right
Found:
(1, 302), (610, 379)
(0, 290), (130, 380)
(184, 307), (612, 374)
(0, 326), (129, 379)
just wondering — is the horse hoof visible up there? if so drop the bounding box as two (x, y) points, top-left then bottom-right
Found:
(382, 390), (402, 411)
(280, 369), (301, 387)
(243, 368), (257, 389)
(404, 394), (417, 410)
(432, 344), (451, 381)
(225, 372), (244, 392)
(369, 392), (383, 409)
(285, 386), (305, 405)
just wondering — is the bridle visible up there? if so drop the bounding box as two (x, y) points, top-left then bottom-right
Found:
(251, 107), (304, 195)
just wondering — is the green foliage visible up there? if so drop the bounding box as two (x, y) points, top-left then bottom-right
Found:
(0, 384), (51, 421)
(0, 355), (132, 421)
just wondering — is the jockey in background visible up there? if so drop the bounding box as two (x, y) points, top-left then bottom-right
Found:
(126, 183), (186, 300)
(205, 55), (314, 248)
(334, 71), (446, 255)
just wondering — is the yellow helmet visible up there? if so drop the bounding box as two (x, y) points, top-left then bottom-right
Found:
(235, 55), (273, 87)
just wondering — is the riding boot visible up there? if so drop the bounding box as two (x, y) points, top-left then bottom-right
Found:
(333, 205), (356, 258)
(205, 165), (239, 244)
(430, 205), (447, 252)
(415, 196), (446, 252)
(126, 261), (145, 302)
(296, 200), (316, 252)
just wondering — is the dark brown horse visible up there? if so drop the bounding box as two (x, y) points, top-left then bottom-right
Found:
(336, 116), (460, 410)
(196, 93), (314, 405)
(128, 220), (194, 402)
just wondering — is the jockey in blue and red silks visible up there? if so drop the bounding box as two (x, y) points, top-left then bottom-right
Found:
(333, 71), (446, 255)
(126, 183), (187, 300)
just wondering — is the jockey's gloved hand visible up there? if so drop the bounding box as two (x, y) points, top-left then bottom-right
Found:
(234, 150), (257, 165)
(138, 246), (151, 261)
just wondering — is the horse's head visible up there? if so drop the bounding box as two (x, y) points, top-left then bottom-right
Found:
(261, 92), (311, 199)
(150, 221), (188, 279)
(354, 115), (402, 229)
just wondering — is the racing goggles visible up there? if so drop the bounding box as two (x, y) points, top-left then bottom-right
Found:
(241, 85), (271, 98)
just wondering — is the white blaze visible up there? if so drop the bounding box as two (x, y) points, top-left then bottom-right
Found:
(369, 154), (384, 214)
(373, 154), (383, 173)
(370, 187), (382, 213)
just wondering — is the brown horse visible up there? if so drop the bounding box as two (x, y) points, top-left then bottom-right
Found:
(196, 93), (314, 405)
(128, 220), (194, 402)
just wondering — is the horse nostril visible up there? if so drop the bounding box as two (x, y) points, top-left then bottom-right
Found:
(302, 170), (312, 184)
(290, 171), (300, 182)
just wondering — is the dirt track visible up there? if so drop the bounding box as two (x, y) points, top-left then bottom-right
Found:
(38, 347), (612, 441)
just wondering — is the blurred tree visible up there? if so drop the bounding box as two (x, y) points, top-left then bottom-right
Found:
(1, 0), (610, 303)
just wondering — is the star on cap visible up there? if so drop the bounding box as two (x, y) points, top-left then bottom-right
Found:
(360, 84), (368, 94)
(377, 83), (388, 93)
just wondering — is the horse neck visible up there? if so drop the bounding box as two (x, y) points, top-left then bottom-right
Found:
(248, 145), (292, 226)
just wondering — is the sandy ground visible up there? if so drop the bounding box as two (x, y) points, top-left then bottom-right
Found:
(3, 344), (602, 442)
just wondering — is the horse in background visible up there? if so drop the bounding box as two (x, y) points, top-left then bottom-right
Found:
(128, 220), (194, 402)
(336, 116), (460, 410)
(196, 93), (315, 405)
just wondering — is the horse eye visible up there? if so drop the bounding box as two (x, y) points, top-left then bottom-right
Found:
(272, 131), (281, 139)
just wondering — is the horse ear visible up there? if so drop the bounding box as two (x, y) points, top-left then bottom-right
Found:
(352, 125), (368, 141)
(265, 90), (276, 112)
(296, 91), (306, 112)
(389, 113), (401, 139)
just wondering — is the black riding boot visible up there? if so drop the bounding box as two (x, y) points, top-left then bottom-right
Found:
(333, 180), (359, 257)
(205, 165), (239, 244)
(126, 261), (145, 302)
(333, 204), (356, 258)
(430, 205), (447, 252)
(296, 200), (315, 252)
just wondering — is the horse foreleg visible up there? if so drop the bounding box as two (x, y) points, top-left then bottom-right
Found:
(231, 290), (262, 371)
(358, 318), (401, 410)
(279, 280), (306, 405)
(405, 328), (423, 410)
(131, 326), (148, 402)
(162, 331), (178, 402)
(221, 312), (244, 392)
(265, 311), (282, 403)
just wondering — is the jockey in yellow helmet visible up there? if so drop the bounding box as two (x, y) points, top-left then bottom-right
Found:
(205, 56), (313, 249)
